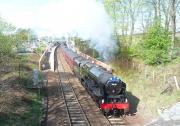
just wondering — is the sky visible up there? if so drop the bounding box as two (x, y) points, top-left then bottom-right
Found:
(0, 0), (179, 37)
(0, 0), (114, 37)
(0, 0), (55, 36)
(1, 0), (179, 58)
(0, 0), (117, 57)
(0, 0), (45, 25)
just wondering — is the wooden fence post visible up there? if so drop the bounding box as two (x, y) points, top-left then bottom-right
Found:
(153, 70), (155, 82)
(133, 62), (135, 69)
(145, 67), (147, 78)
(174, 76), (179, 90)
(163, 74), (166, 85)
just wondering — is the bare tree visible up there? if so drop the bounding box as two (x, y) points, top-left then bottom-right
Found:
(161, 0), (171, 30)
(170, 0), (176, 59)
(126, 0), (143, 44)
(144, 0), (161, 24)
(140, 9), (153, 33)
(103, 0), (122, 42)
(157, 0), (161, 23)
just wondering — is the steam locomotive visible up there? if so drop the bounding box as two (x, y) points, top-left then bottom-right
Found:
(61, 44), (129, 115)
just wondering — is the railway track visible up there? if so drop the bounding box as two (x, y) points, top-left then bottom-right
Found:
(45, 46), (130, 126)
(56, 48), (91, 126)
(107, 116), (129, 126)
(57, 47), (129, 126)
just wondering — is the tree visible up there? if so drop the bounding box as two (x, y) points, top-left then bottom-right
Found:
(103, 0), (121, 42)
(170, 0), (177, 59)
(0, 17), (16, 65)
(0, 17), (16, 34)
(0, 34), (13, 64)
(161, 0), (171, 30)
(15, 29), (30, 42)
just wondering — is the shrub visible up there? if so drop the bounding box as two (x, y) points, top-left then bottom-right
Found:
(142, 24), (171, 64)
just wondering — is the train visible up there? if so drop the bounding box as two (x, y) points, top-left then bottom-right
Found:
(60, 43), (129, 116)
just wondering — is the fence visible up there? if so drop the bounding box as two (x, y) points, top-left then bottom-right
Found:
(116, 58), (180, 91)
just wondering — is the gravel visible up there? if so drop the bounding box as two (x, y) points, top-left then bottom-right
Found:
(146, 102), (180, 126)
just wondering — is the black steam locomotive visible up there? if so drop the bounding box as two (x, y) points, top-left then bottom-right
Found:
(61, 44), (129, 115)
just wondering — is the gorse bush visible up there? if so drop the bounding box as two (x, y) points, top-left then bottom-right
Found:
(0, 34), (15, 64)
(142, 24), (171, 65)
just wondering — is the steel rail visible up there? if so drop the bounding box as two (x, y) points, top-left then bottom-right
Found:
(57, 47), (91, 126)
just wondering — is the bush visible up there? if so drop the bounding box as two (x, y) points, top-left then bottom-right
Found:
(0, 34), (15, 64)
(34, 42), (46, 55)
(142, 24), (171, 64)
(0, 34), (13, 53)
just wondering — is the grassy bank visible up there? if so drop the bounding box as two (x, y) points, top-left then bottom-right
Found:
(0, 92), (42, 126)
(0, 54), (44, 126)
(112, 57), (180, 117)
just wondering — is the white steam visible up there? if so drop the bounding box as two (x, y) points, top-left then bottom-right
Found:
(36, 0), (116, 58)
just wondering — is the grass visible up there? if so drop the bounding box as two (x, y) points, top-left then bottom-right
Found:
(112, 57), (180, 117)
(0, 93), (43, 126)
(0, 53), (44, 126)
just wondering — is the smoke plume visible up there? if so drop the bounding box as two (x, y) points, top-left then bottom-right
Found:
(37, 0), (116, 58)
